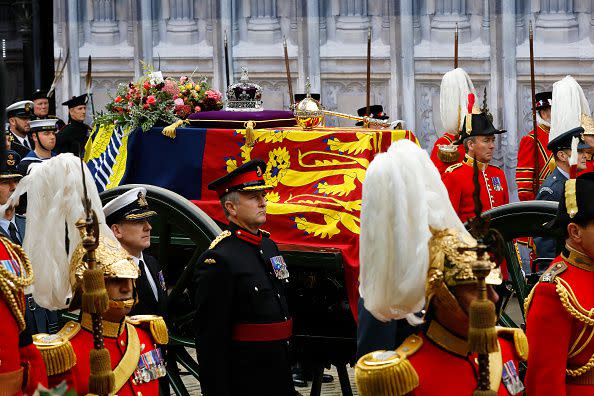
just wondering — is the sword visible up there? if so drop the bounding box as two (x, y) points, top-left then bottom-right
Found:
(85, 55), (96, 117)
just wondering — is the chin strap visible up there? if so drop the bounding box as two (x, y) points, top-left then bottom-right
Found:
(108, 298), (136, 309)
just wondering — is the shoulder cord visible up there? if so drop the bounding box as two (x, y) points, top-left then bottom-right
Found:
(0, 237), (33, 331)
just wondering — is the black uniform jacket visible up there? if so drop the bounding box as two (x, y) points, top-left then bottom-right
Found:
(130, 253), (168, 318)
(8, 132), (34, 160)
(55, 120), (91, 157)
(193, 222), (294, 396)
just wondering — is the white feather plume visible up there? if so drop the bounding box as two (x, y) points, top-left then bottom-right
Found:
(5, 154), (110, 310)
(359, 140), (468, 322)
(550, 76), (590, 144)
(440, 68), (476, 133)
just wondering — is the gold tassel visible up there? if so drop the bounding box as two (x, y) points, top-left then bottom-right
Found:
(468, 299), (499, 354)
(244, 120), (256, 147)
(81, 269), (109, 314)
(161, 119), (189, 139)
(88, 348), (115, 395)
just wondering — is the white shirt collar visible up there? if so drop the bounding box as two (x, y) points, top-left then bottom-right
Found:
(558, 167), (570, 180)
(131, 252), (144, 266)
(0, 216), (18, 235)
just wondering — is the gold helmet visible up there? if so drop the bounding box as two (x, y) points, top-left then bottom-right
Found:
(68, 235), (139, 309)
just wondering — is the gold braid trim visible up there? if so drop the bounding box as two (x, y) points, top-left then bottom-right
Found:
(555, 278), (594, 377)
(0, 237), (34, 331)
(34, 322), (81, 375)
(209, 230), (231, 250)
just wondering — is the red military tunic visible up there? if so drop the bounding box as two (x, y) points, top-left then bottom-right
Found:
(442, 155), (510, 223)
(430, 133), (466, 175)
(525, 246), (594, 396)
(38, 313), (167, 396)
(375, 321), (527, 395)
(0, 238), (48, 395)
(516, 125), (554, 201)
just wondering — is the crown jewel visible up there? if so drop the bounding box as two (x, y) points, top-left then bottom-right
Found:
(225, 66), (263, 112)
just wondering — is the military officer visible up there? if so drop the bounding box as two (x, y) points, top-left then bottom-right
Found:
(30, 89), (65, 130)
(103, 187), (167, 318)
(55, 94), (91, 157)
(534, 127), (589, 261)
(193, 159), (295, 396)
(5, 100), (35, 159)
(34, 236), (169, 395)
(430, 68), (476, 174)
(17, 119), (58, 176)
(356, 140), (527, 396)
(516, 91), (554, 201)
(525, 172), (594, 395)
(442, 110), (509, 223)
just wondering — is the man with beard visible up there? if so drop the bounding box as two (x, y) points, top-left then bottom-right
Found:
(5, 100), (35, 159)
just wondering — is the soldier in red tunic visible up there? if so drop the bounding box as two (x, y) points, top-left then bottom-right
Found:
(516, 91), (554, 201)
(442, 110), (509, 223)
(356, 140), (527, 396)
(430, 68), (476, 174)
(0, 237), (48, 395)
(525, 172), (594, 395)
(33, 235), (169, 396)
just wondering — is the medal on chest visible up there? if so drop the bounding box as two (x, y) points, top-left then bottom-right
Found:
(270, 255), (289, 280)
(491, 176), (503, 192)
(134, 347), (166, 384)
(501, 360), (524, 395)
(157, 270), (166, 291)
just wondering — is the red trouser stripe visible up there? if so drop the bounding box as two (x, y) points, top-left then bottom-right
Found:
(231, 318), (293, 342)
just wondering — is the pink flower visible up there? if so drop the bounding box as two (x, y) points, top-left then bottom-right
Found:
(205, 90), (222, 102)
(180, 76), (189, 84)
(174, 98), (184, 106)
(194, 105), (201, 112)
(162, 79), (180, 96)
(128, 101), (134, 108)
(146, 95), (156, 105)
(143, 81), (151, 90)
(114, 95), (123, 103)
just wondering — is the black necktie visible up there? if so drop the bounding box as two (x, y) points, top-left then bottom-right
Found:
(8, 222), (21, 244)
(23, 139), (30, 150)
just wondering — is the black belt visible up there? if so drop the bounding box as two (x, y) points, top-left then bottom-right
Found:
(25, 293), (36, 311)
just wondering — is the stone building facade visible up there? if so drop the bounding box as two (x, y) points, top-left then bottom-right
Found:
(53, 0), (594, 199)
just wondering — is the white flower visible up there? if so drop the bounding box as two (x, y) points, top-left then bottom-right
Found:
(149, 71), (164, 85)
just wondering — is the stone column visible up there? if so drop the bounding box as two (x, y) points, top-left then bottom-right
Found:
(400, 0), (415, 132)
(430, 0), (471, 43)
(67, 0), (80, 96)
(502, 0), (518, 199)
(535, 0), (578, 42)
(335, 0), (370, 42)
(247, 0), (281, 43)
(481, 0), (489, 44)
(166, 0), (198, 43)
(306, 0), (320, 94)
(90, 0), (119, 46)
(140, 1), (153, 72)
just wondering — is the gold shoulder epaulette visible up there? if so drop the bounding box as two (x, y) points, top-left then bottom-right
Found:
(437, 146), (460, 163)
(445, 163), (463, 173)
(355, 334), (422, 396)
(209, 230), (232, 250)
(127, 315), (169, 345)
(496, 327), (528, 361)
(260, 229), (270, 237)
(33, 321), (80, 375)
(540, 261), (567, 283)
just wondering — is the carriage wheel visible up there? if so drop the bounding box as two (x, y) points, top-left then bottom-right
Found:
(100, 184), (222, 396)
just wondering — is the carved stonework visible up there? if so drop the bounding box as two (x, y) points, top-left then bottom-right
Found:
(430, 0), (471, 43)
(322, 80), (388, 127)
(90, 0), (119, 46)
(247, 0), (281, 43)
(166, 0), (198, 43)
(535, 0), (578, 43)
(415, 82), (440, 151)
(518, 83), (553, 140)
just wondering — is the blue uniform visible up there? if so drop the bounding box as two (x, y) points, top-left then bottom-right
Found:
(534, 167), (567, 264)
